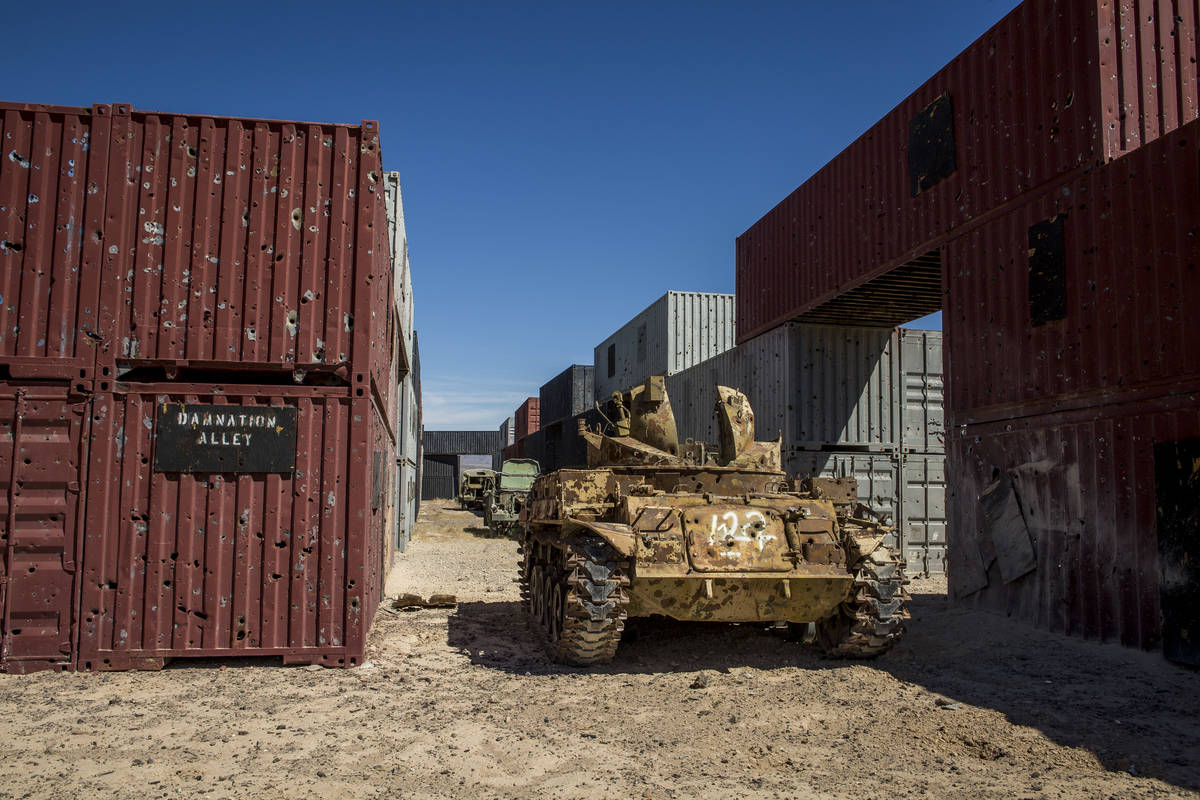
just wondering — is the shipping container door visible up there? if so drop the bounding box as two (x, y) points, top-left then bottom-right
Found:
(898, 330), (945, 453)
(902, 453), (948, 575)
(0, 387), (87, 673)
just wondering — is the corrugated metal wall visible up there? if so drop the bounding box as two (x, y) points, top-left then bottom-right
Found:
(539, 365), (594, 425)
(81, 388), (390, 669)
(515, 397), (540, 439)
(421, 455), (456, 500)
(944, 117), (1200, 652)
(667, 325), (943, 454)
(0, 384), (90, 673)
(735, 0), (1200, 343)
(593, 291), (735, 401)
(945, 118), (1200, 422)
(383, 172), (414, 375)
(96, 108), (395, 404)
(422, 430), (503, 456)
(948, 393), (1200, 648)
(0, 103), (109, 380)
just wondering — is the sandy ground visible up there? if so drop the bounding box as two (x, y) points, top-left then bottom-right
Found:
(1, 499), (1198, 799)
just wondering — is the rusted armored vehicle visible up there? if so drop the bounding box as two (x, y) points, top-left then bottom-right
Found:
(518, 376), (909, 665)
(458, 468), (496, 511)
(484, 459), (541, 536)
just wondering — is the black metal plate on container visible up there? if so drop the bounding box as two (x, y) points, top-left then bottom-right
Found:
(153, 403), (298, 474)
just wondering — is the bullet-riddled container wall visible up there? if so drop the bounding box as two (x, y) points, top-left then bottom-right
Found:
(0, 103), (112, 381)
(736, 0), (1200, 341)
(92, 106), (397, 428)
(0, 383), (91, 674)
(78, 387), (393, 670)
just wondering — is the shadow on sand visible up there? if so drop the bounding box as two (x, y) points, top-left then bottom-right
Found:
(447, 589), (1200, 792)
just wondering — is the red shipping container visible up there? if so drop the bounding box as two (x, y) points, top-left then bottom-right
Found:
(93, 106), (396, 423)
(514, 397), (539, 440)
(948, 390), (1200, 653)
(0, 382), (89, 674)
(0, 103), (113, 380)
(736, 0), (1200, 342)
(944, 118), (1200, 423)
(78, 386), (392, 669)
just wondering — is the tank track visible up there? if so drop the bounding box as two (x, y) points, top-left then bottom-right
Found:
(519, 530), (630, 665)
(816, 546), (910, 658)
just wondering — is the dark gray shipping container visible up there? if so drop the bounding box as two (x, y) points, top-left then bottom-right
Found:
(421, 455), (456, 500)
(539, 365), (594, 425)
(422, 430), (503, 456)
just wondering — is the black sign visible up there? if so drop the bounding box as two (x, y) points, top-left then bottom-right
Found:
(153, 403), (298, 474)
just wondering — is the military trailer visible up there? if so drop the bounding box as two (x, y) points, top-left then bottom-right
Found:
(484, 459), (541, 536)
(518, 376), (909, 665)
(458, 468), (496, 511)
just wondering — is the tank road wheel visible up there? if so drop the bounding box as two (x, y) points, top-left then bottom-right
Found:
(817, 546), (910, 658)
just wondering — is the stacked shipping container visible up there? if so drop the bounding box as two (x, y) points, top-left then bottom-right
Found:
(0, 101), (408, 672)
(735, 0), (1200, 340)
(945, 118), (1200, 660)
(592, 291), (735, 401)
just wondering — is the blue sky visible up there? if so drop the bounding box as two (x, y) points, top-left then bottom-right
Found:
(5, 1), (1020, 429)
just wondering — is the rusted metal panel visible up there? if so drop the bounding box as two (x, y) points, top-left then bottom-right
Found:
(944, 117), (1200, 422)
(0, 383), (89, 673)
(78, 386), (390, 669)
(0, 102), (112, 380)
(947, 390), (1200, 651)
(515, 397), (539, 440)
(93, 106), (396, 426)
(1097, 0), (1200, 157)
(736, 0), (1200, 343)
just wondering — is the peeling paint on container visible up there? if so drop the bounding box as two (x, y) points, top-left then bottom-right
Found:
(77, 385), (393, 669)
(0, 102), (112, 380)
(91, 106), (397, 431)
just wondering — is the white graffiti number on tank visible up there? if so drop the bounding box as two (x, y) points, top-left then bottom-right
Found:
(707, 510), (776, 556)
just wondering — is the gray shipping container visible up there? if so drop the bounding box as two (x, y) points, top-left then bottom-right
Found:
(500, 416), (515, 447)
(539, 365), (595, 425)
(593, 291), (736, 401)
(666, 324), (943, 454)
(787, 450), (947, 575)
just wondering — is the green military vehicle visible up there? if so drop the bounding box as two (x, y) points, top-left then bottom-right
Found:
(484, 459), (541, 536)
(518, 376), (909, 666)
(458, 468), (496, 511)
